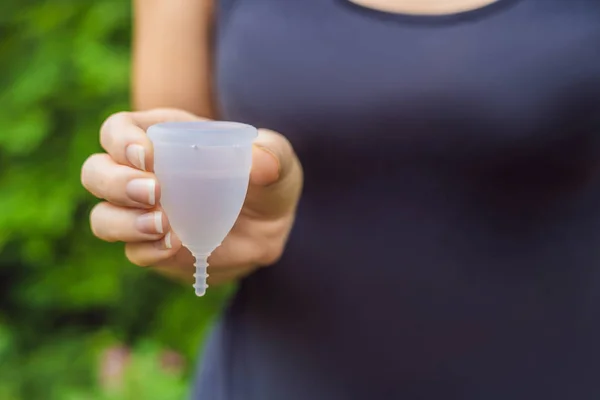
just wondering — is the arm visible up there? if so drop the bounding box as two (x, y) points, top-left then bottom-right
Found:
(81, 0), (301, 288)
(132, 0), (216, 118)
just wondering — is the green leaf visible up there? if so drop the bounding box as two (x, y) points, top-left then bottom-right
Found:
(0, 2), (226, 398)
(0, 108), (50, 155)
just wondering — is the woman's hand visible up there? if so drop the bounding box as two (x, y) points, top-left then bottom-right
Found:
(81, 108), (303, 286)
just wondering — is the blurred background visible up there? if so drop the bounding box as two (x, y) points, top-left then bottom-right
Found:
(0, 1), (230, 398)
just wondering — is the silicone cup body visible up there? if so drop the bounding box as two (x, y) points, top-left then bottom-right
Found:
(147, 121), (257, 296)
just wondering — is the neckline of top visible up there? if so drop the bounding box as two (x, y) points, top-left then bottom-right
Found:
(340, 0), (524, 25)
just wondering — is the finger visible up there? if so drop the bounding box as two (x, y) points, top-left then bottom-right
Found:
(153, 248), (255, 286)
(147, 235), (264, 286)
(246, 129), (303, 217)
(130, 108), (204, 130)
(100, 112), (152, 171)
(81, 153), (159, 207)
(90, 202), (170, 243)
(100, 108), (202, 171)
(207, 267), (255, 286)
(151, 234), (260, 272)
(153, 264), (254, 287)
(250, 129), (297, 187)
(124, 231), (182, 267)
(206, 235), (266, 270)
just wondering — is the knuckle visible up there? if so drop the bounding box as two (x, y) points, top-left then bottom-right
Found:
(100, 170), (121, 199)
(258, 240), (284, 266)
(88, 204), (101, 238)
(80, 154), (98, 189)
(279, 134), (293, 151)
(89, 203), (106, 240)
(100, 111), (130, 149)
(264, 129), (293, 150)
(81, 153), (113, 196)
(89, 202), (120, 242)
(99, 170), (118, 196)
(124, 244), (151, 267)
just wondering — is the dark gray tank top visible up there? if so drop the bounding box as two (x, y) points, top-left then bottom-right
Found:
(193, 1), (600, 398)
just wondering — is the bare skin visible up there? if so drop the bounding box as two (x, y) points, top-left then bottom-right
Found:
(349, 0), (498, 15)
(81, 0), (302, 286)
(132, 0), (216, 117)
(81, 0), (488, 287)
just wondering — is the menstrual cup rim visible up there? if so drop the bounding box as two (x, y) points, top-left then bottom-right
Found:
(148, 121), (257, 147)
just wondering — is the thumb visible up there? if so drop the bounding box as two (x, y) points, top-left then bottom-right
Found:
(245, 129), (303, 217)
(249, 129), (296, 187)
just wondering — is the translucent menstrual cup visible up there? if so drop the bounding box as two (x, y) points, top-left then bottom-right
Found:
(147, 121), (257, 296)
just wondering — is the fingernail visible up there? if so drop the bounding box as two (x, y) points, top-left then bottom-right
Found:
(126, 178), (156, 205)
(164, 231), (172, 249)
(126, 144), (146, 171)
(254, 144), (281, 180)
(135, 211), (163, 234)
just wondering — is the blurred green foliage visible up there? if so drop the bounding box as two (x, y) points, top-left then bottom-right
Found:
(0, 1), (228, 398)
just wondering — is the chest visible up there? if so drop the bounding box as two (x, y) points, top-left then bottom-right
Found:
(216, 0), (600, 170)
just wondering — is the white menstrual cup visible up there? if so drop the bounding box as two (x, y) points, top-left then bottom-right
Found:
(147, 121), (257, 296)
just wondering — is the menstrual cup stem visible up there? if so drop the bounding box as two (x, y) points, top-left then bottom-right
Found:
(193, 254), (210, 297)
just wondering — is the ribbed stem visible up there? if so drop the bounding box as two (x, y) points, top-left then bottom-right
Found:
(192, 254), (210, 297)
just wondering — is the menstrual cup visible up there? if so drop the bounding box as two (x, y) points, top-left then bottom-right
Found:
(147, 121), (257, 296)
